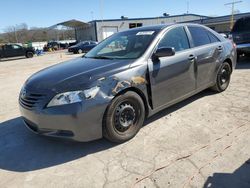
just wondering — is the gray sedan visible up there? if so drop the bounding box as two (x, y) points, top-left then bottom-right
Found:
(19, 23), (237, 143)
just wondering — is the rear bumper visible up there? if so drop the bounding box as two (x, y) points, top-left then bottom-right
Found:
(19, 101), (108, 142)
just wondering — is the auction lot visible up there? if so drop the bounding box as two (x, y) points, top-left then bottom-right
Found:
(0, 52), (250, 188)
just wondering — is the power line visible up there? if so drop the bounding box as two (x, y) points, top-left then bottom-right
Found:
(225, 0), (243, 30)
(99, 0), (104, 22)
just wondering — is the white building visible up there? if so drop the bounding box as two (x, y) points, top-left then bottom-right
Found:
(55, 14), (208, 42)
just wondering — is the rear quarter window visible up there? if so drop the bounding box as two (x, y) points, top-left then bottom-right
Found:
(207, 31), (220, 43)
(188, 26), (211, 47)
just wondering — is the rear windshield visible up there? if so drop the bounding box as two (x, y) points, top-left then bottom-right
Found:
(232, 17), (250, 32)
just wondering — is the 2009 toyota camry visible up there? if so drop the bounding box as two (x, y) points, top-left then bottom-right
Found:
(19, 23), (237, 143)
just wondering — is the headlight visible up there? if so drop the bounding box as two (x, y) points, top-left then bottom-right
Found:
(83, 86), (100, 99)
(47, 86), (100, 107)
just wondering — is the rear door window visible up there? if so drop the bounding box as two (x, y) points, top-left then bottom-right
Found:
(188, 26), (211, 47)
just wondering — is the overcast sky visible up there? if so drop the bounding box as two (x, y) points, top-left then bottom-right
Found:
(0, 0), (249, 32)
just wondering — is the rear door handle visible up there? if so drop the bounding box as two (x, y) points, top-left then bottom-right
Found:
(188, 54), (195, 61)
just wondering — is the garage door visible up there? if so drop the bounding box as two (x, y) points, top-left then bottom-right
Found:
(102, 27), (118, 40)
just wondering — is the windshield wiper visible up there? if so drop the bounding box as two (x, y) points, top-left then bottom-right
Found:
(90, 56), (114, 60)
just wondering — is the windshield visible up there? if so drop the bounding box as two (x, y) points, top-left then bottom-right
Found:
(85, 30), (158, 59)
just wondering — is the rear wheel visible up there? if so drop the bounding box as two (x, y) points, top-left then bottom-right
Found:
(26, 51), (34, 58)
(103, 91), (145, 143)
(211, 62), (232, 92)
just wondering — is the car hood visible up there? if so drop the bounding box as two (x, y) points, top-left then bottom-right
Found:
(25, 57), (133, 93)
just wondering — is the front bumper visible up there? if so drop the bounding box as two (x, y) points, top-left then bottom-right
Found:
(19, 100), (108, 142)
(237, 43), (250, 54)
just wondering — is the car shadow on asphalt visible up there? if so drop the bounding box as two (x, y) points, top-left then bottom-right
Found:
(203, 159), (250, 188)
(0, 89), (216, 172)
(145, 89), (216, 125)
(0, 117), (116, 172)
(0, 57), (27, 62)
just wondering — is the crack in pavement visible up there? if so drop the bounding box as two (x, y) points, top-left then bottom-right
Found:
(131, 123), (249, 188)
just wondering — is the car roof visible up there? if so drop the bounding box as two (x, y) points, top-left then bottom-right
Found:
(128, 24), (172, 32)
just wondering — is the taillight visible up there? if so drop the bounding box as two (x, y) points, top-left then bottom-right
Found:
(232, 41), (237, 49)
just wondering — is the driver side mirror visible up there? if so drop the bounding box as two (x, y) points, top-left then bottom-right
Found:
(153, 47), (175, 59)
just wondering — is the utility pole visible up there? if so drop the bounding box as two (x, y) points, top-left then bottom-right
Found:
(225, 0), (243, 30)
(187, 1), (189, 14)
(99, 0), (103, 22)
(99, 0), (104, 40)
(14, 26), (18, 43)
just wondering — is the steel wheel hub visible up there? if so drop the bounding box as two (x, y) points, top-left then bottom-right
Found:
(115, 103), (136, 132)
(219, 65), (231, 86)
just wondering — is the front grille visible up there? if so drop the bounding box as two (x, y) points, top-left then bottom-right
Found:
(19, 93), (45, 110)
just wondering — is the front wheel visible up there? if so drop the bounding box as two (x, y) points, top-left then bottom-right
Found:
(103, 91), (145, 143)
(211, 62), (232, 92)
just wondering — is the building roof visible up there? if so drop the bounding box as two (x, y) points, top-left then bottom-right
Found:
(188, 12), (250, 24)
(89, 14), (209, 23)
(49, 19), (90, 29)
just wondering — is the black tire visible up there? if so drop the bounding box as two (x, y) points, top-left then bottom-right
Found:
(103, 91), (145, 143)
(211, 62), (232, 92)
(26, 51), (34, 58)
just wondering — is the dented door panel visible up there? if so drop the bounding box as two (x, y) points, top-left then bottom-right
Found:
(148, 51), (196, 109)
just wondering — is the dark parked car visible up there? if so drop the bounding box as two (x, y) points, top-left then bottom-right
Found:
(68, 41), (98, 54)
(0, 44), (35, 59)
(231, 16), (250, 58)
(19, 24), (236, 143)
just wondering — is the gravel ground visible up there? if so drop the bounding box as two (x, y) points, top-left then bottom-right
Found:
(0, 52), (249, 188)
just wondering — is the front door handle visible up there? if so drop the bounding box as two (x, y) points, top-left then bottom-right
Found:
(217, 46), (223, 52)
(188, 54), (195, 61)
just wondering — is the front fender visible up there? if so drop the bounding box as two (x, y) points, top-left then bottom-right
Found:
(96, 64), (149, 98)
